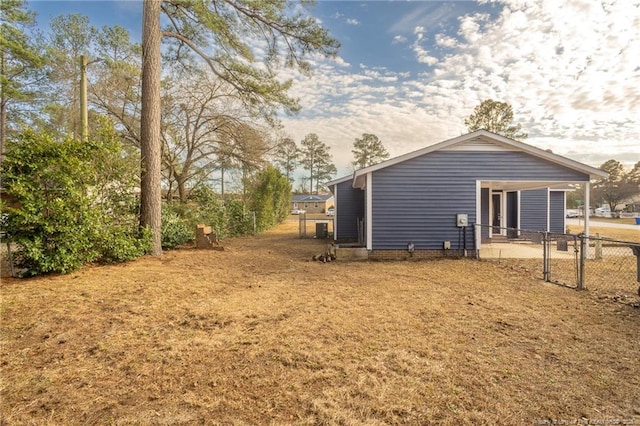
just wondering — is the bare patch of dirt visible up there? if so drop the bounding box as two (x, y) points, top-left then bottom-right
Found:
(2, 221), (639, 425)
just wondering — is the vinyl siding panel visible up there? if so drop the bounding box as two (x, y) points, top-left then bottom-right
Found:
(334, 179), (364, 241)
(371, 151), (587, 249)
(549, 191), (566, 233)
(520, 189), (548, 231)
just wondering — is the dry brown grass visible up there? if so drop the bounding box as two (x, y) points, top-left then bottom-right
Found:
(566, 225), (639, 243)
(2, 221), (639, 425)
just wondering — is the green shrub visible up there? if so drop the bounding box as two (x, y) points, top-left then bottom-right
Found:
(188, 187), (225, 235)
(225, 198), (254, 236)
(1, 124), (148, 276)
(161, 205), (193, 249)
(96, 226), (152, 263)
(247, 165), (292, 232)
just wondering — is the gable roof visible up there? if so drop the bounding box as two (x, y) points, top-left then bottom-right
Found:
(292, 194), (334, 203)
(350, 130), (607, 189)
(326, 174), (354, 188)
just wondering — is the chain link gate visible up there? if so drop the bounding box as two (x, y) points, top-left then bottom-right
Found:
(543, 232), (582, 289)
(477, 224), (640, 303)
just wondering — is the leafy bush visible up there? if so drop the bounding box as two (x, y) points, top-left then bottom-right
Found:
(96, 226), (152, 263)
(224, 198), (255, 236)
(187, 186), (229, 237)
(161, 205), (193, 249)
(1, 124), (148, 276)
(247, 165), (292, 232)
(187, 187), (255, 238)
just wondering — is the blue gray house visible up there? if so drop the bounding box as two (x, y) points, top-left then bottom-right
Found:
(327, 130), (606, 258)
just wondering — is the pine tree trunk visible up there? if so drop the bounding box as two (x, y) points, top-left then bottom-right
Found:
(0, 49), (6, 165)
(140, 0), (163, 255)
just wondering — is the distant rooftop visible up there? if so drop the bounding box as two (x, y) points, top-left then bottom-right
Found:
(291, 194), (334, 202)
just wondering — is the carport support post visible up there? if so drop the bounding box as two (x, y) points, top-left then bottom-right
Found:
(542, 232), (549, 282)
(583, 181), (590, 238)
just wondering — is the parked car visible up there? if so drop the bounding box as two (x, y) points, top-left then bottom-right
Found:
(566, 209), (581, 218)
(326, 207), (335, 216)
(291, 208), (306, 215)
(594, 206), (612, 218)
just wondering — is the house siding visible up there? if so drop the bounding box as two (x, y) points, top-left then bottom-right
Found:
(335, 179), (364, 242)
(520, 189), (548, 231)
(371, 151), (588, 250)
(481, 188), (490, 242)
(549, 191), (566, 233)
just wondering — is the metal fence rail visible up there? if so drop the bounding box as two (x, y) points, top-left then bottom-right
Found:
(476, 224), (640, 304)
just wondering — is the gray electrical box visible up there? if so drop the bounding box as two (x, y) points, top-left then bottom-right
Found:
(456, 213), (468, 228)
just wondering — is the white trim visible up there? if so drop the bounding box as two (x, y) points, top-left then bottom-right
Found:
(333, 185), (338, 241)
(475, 181), (481, 250)
(326, 174), (355, 188)
(352, 130), (607, 189)
(517, 190), (521, 235)
(584, 181), (590, 238)
(546, 188), (551, 232)
(366, 173), (372, 250)
(487, 182), (493, 239)
(562, 191), (566, 233)
(500, 191), (507, 234)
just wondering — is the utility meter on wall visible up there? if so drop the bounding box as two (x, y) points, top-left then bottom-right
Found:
(456, 213), (468, 228)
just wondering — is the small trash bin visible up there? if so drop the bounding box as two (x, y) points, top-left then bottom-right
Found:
(635, 217), (640, 225)
(316, 222), (328, 239)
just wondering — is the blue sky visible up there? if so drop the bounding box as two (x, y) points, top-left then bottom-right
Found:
(29, 1), (640, 180)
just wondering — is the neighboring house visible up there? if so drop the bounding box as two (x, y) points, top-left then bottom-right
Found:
(291, 194), (334, 214)
(327, 130), (607, 259)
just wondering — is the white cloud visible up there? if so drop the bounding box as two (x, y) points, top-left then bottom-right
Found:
(411, 26), (438, 66)
(435, 33), (458, 48)
(426, 0), (640, 166)
(392, 35), (408, 44)
(346, 18), (359, 25)
(278, 0), (640, 181)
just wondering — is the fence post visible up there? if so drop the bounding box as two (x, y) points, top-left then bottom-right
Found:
(542, 231), (549, 282)
(299, 212), (307, 238)
(594, 233), (602, 260)
(631, 245), (640, 285)
(252, 211), (256, 234)
(578, 233), (586, 290)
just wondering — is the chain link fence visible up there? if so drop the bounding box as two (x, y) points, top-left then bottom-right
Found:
(582, 236), (639, 303)
(476, 224), (640, 305)
(297, 212), (334, 240)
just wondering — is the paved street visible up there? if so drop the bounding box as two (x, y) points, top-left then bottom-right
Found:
(567, 218), (640, 231)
